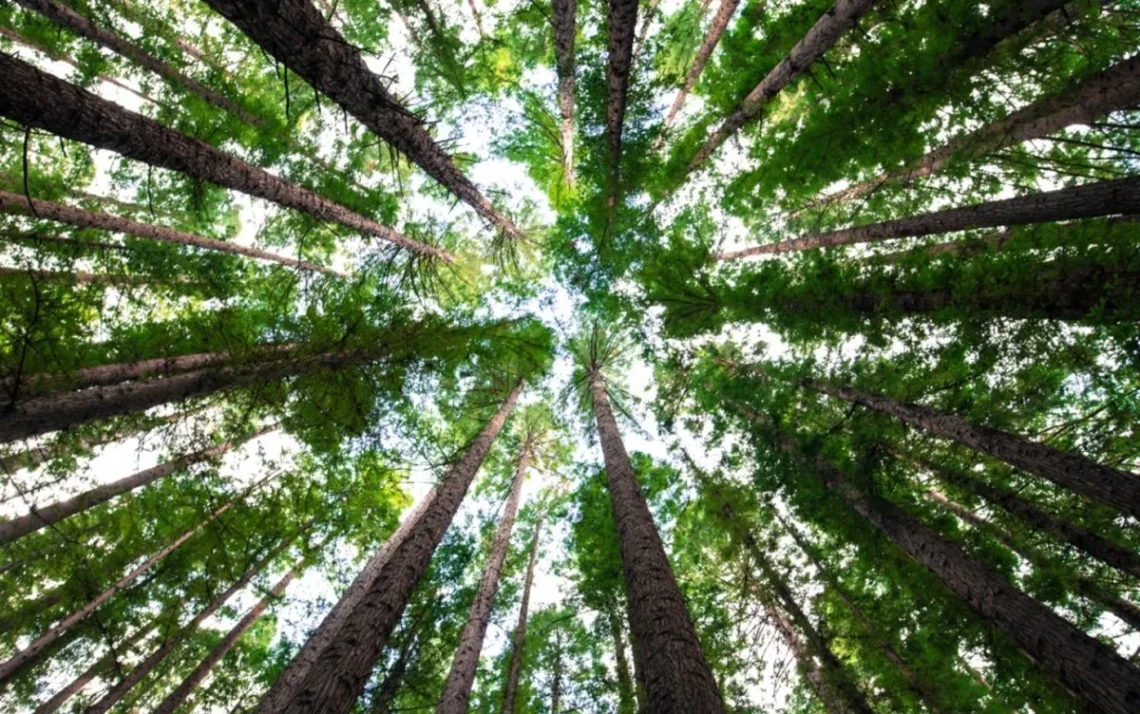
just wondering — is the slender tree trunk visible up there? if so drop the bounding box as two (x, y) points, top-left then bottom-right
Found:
(0, 191), (341, 275)
(685, 0), (878, 177)
(631, 0), (662, 61)
(503, 515), (543, 714)
(800, 54), (1140, 211)
(438, 440), (531, 714)
(766, 604), (837, 709)
(628, 623), (649, 713)
(199, 0), (522, 241)
(465, 0), (487, 39)
(606, 0), (639, 178)
(260, 380), (524, 714)
(589, 372), (724, 713)
(0, 266), (146, 285)
(551, 0), (577, 188)
(551, 631), (564, 714)
(805, 379), (1140, 519)
(720, 175), (1140, 259)
(0, 54), (447, 261)
(0, 425), (275, 545)
(609, 606), (637, 714)
(658, 0), (741, 137)
(371, 614), (425, 714)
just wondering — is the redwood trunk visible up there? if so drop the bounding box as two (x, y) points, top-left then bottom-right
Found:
(503, 515), (543, 714)
(260, 381), (524, 714)
(438, 441), (531, 714)
(589, 372), (724, 713)
(32, 619), (158, 714)
(659, 0), (741, 134)
(606, 0), (639, 175)
(551, 633), (563, 713)
(0, 54), (446, 260)
(768, 605), (835, 709)
(609, 606), (637, 714)
(371, 628), (418, 714)
(552, 0), (577, 188)
(0, 412), (183, 477)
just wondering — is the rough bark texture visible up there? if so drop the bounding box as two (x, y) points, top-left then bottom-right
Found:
(686, 0), (878, 175)
(0, 53), (447, 260)
(801, 54), (1140, 210)
(551, 631), (564, 713)
(503, 515), (543, 714)
(809, 380), (1140, 519)
(552, 0), (578, 188)
(371, 615), (424, 714)
(590, 372), (724, 713)
(261, 381), (523, 714)
(605, 0), (639, 175)
(720, 175), (1140, 259)
(200, 0), (522, 241)
(628, 624), (649, 713)
(0, 425), (274, 545)
(660, 0), (741, 134)
(609, 606), (637, 714)
(0, 191), (340, 275)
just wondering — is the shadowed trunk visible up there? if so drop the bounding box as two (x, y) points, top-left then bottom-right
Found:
(552, 0), (577, 188)
(258, 381), (523, 714)
(589, 371), (724, 713)
(371, 611), (426, 714)
(605, 0), (639, 181)
(632, 0), (662, 61)
(551, 630), (564, 714)
(659, 0), (741, 136)
(609, 606), (637, 714)
(503, 515), (543, 714)
(628, 624), (648, 713)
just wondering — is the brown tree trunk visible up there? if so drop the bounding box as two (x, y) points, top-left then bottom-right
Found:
(503, 515), (543, 714)
(199, 0), (523, 241)
(551, 0), (577, 188)
(371, 611), (426, 714)
(659, 0), (741, 136)
(0, 190), (341, 275)
(806, 379), (1140, 519)
(609, 606), (637, 714)
(719, 175), (1140, 259)
(0, 266), (147, 285)
(589, 372), (724, 713)
(0, 54), (448, 261)
(438, 440), (531, 714)
(632, 0), (662, 61)
(0, 425), (276, 545)
(628, 624), (649, 713)
(259, 381), (524, 714)
(605, 0), (639, 178)
(766, 604), (838, 709)
(83, 530), (301, 714)
(551, 630), (564, 714)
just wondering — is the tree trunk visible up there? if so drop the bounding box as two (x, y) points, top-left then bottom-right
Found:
(259, 380), (524, 714)
(605, 0), (639, 176)
(766, 604), (837, 709)
(609, 606), (637, 714)
(438, 440), (531, 714)
(659, 0), (741, 136)
(551, 631), (564, 714)
(632, 0), (662, 61)
(719, 175), (1140, 259)
(371, 613), (425, 714)
(685, 0), (878, 177)
(0, 54), (448, 261)
(628, 623), (649, 713)
(503, 515), (543, 714)
(799, 54), (1140, 211)
(199, 0), (522, 241)
(551, 0), (577, 188)
(806, 379), (1140, 519)
(0, 190), (341, 275)
(0, 425), (275, 545)
(589, 372), (724, 713)
(0, 266), (147, 285)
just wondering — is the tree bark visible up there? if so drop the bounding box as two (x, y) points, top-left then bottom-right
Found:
(806, 379), (1140, 519)
(609, 606), (637, 714)
(628, 623), (649, 713)
(589, 371), (724, 713)
(551, 0), (577, 188)
(720, 175), (1140, 259)
(199, 0), (522, 241)
(767, 604), (838, 710)
(551, 631), (564, 714)
(503, 514), (543, 714)
(606, 0), (639, 177)
(438, 440), (531, 714)
(631, 0), (662, 62)
(371, 610), (427, 714)
(659, 0), (741, 135)
(0, 424), (275, 545)
(0, 53), (448, 261)
(259, 380), (524, 714)
(0, 190), (342, 275)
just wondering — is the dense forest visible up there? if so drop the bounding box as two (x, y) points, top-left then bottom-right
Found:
(0, 0), (1138, 712)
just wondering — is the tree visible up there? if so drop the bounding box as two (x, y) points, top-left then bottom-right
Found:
(502, 513), (543, 714)
(658, 0), (741, 137)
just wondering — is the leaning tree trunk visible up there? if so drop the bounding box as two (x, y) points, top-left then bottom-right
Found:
(438, 439), (532, 714)
(589, 371), (724, 713)
(0, 425), (275, 545)
(0, 54), (448, 261)
(605, 0), (639, 180)
(199, 0), (522, 241)
(371, 612), (426, 714)
(503, 515), (543, 714)
(608, 606), (637, 714)
(82, 529), (302, 714)
(805, 379), (1140, 519)
(551, 0), (577, 188)
(719, 175), (1140, 259)
(658, 0), (741, 136)
(0, 191), (340, 275)
(259, 380), (524, 714)
(765, 603), (843, 711)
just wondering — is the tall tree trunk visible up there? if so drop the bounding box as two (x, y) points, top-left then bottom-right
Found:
(0, 425), (275, 545)
(766, 603), (839, 710)
(82, 530), (302, 714)
(799, 54), (1140, 211)
(608, 606), (637, 714)
(605, 0), (639, 181)
(0, 54), (448, 261)
(805, 379), (1140, 519)
(628, 624), (649, 713)
(551, 0), (577, 188)
(0, 190), (341, 275)
(503, 515), (543, 714)
(631, 0), (662, 61)
(371, 612), (426, 714)
(658, 0), (741, 137)
(684, 0), (878, 177)
(438, 439), (532, 714)
(720, 175), (1140, 259)
(589, 371), (724, 713)
(551, 630), (564, 714)
(260, 380), (524, 714)
(199, 0), (522, 241)
(0, 266), (148, 285)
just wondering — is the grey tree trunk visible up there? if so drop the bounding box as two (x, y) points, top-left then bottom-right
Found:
(605, 0), (639, 177)
(551, 0), (577, 188)
(503, 515), (543, 714)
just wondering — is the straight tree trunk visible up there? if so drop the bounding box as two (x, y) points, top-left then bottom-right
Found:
(551, 0), (577, 188)
(503, 515), (543, 714)
(605, 0), (639, 178)
(259, 380), (524, 714)
(589, 371), (724, 713)
(799, 54), (1140, 211)
(0, 190), (341, 275)
(0, 425), (276, 545)
(551, 631), (564, 714)
(719, 175), (1140, 259)
(199, 0), (523, 241)
(438, 439), (532, 714)
(371, 613), (426, 714)
(609, 606), (637, 714)
(0, 54), (448, 261)
(658, 0), (741, 136)
(766, 604), (838, 710)
(805, 379), (1140, 519)
(631, 0), (662, 61)
(628, 625), (649, 714)
(0, 266), (147, 285)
